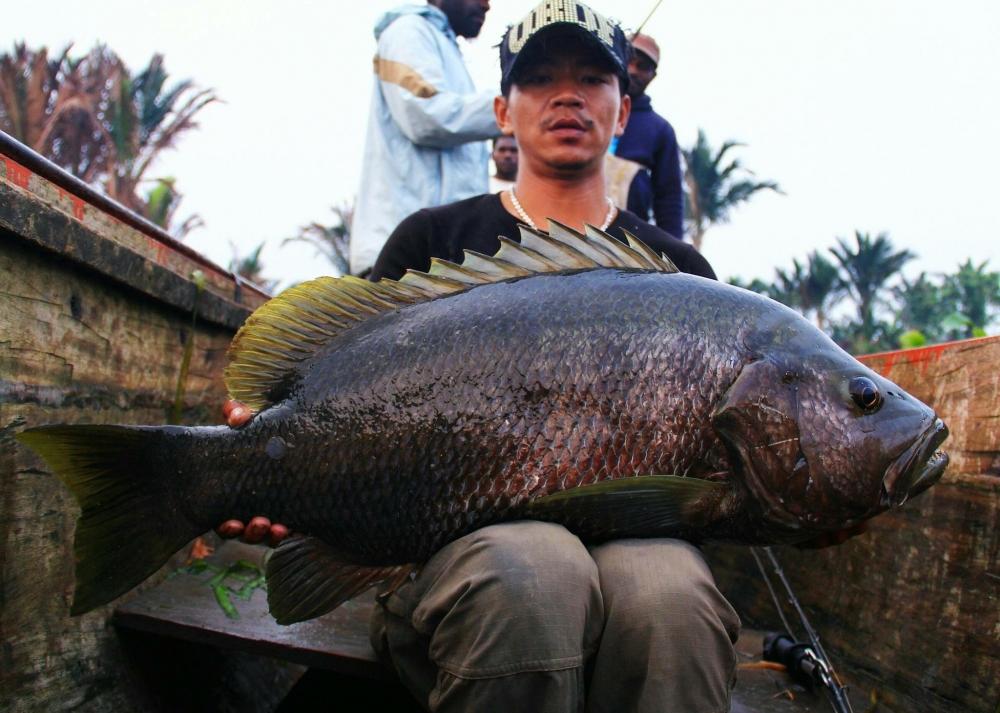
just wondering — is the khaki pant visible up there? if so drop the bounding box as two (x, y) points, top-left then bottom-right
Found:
(371, 521), (740, 713)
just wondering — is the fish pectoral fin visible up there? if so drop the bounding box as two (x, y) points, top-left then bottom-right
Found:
(265, 536), (413, 625)
(522, 475), (725, 541)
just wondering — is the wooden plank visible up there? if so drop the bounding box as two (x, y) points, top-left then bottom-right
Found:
(0, 236), (260, 710)
(0, 139), (270, 322)
(113, 541), (386, 679)
(707, 335), (1000, 713)
(860, 337), (1000, 478)
(115, 542), (868, 712)
(0, 182), (259, 331)
(731, 630), (869, 713)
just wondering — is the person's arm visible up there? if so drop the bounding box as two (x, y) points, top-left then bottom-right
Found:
(651, 123), (684, 240)
(376, 16), (499, 149)
(370, 209), (436, 281)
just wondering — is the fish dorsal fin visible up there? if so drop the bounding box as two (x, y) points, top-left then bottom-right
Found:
(225, 222), (678, 410)
(225, 276), (432, 409)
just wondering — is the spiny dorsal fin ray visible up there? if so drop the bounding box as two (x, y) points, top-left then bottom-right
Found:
(546, 219), (622, 264)
(583, 224), (648, 268)
(495, 236), (565, 272)
(225, 221), (680, 410)
(622, 229), (679, 272)
(517, 225), (600, 269)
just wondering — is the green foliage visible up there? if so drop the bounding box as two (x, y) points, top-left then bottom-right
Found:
(770, 251), (842, 330)
(173, 558), (266, 619)
(893, 272), (960, 344)
(0, 42), (216, 237)
(734, 231), (997, 355)
(829, 231), (915, 350)
(728, 276), (771, 294)
(230, 242), (277, 293)
(943, 260), (1000, 338)
(282, 203), (354, 276)
(898, 330), (927, 349)
(682, 129), (782, 250)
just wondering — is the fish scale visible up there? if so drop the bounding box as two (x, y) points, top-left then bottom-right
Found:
(208, 271), (748, 564)
(17, 224), (948, 624)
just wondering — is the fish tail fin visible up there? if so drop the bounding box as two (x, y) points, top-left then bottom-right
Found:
(16, 424), (202, 614)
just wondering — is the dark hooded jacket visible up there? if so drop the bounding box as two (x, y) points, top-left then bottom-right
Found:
(615, 93), (684, 240)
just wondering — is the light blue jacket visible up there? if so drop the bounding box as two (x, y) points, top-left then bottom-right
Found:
(350, 4), (499, 274)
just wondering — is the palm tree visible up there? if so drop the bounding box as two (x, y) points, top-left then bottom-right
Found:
(282, 203), (354, 276)
(0, 43), (118, 181)
(103, 53), (218, 213)
(943, 259), (1000, 338)
(0, 43), (216, 234)
(230, 242), (276, 293)
(144, 177), (204, 239)
(893, 272), (954, 344)
(682, 129), (782, 250)
(768, 261), (804, 309)
(727, 276), (771, 295)
(769, 251), (842, 330)
(0, 44), (62, 149)
(830, 231), (914, 350)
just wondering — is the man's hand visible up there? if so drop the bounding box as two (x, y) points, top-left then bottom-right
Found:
(217, 400), (289, 546)
(216, 517), (290, 547)
(795, 521), (868, 549)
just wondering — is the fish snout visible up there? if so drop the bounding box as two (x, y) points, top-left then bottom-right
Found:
(880, 418), (949, 508)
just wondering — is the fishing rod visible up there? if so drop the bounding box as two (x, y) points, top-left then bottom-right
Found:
(632, 0), (665, 37)
(751, 546), (855, 713)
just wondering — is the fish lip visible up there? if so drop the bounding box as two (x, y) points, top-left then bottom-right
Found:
(880, 418), (949, 508)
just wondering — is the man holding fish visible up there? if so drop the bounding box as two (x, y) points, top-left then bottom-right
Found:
(33, 3), (935, 712)
(228, 4), (739, 710)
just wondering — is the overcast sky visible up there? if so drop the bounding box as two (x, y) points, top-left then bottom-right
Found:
(8, 1), (1000, 288)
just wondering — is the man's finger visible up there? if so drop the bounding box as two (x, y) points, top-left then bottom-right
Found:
(216, 519), (245, 539)
(227, 405), (253, 428)
(243, 516), (271, 543)
(269, 524), (290, 547)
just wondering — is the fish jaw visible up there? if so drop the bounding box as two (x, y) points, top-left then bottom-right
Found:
(880, 418), (949, 508)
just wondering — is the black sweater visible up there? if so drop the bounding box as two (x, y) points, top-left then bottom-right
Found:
(370, 193), (716, 282)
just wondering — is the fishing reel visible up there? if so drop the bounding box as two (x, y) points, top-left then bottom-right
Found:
(763, 632), (832, 690)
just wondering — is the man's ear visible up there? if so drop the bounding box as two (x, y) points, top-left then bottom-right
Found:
(495, 95), (513, 134)
(615, 93), (631, 137)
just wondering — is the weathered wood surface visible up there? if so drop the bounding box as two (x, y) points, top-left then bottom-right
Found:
(114, 542), (384, 679)
(116, 541), (868, 713)
(0, 142), (269, 329)
(707, 336), (1000, 713)
(0, 139), (270, 712)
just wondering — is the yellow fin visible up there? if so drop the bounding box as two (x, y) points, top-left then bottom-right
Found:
(224, 222), (678, 410)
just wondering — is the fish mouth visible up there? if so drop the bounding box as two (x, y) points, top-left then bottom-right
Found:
(880, 418), (949, 508)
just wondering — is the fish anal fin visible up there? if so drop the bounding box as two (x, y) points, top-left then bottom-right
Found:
(265, 536), (413, 625)
(522, 475), (725, 541)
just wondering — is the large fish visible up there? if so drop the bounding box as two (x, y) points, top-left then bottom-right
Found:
(17, 223), (948, 624)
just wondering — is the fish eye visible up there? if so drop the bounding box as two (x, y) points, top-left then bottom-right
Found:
(849, 376), (883, 412)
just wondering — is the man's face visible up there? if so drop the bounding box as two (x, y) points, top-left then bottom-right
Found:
(492, 136), (518, 180)
(495, 44), (630, 176)
(627, 50), (657, 98)
(437, 0), (490, 38)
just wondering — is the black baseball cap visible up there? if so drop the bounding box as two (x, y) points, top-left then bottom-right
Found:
(499, 1), (630, 94)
